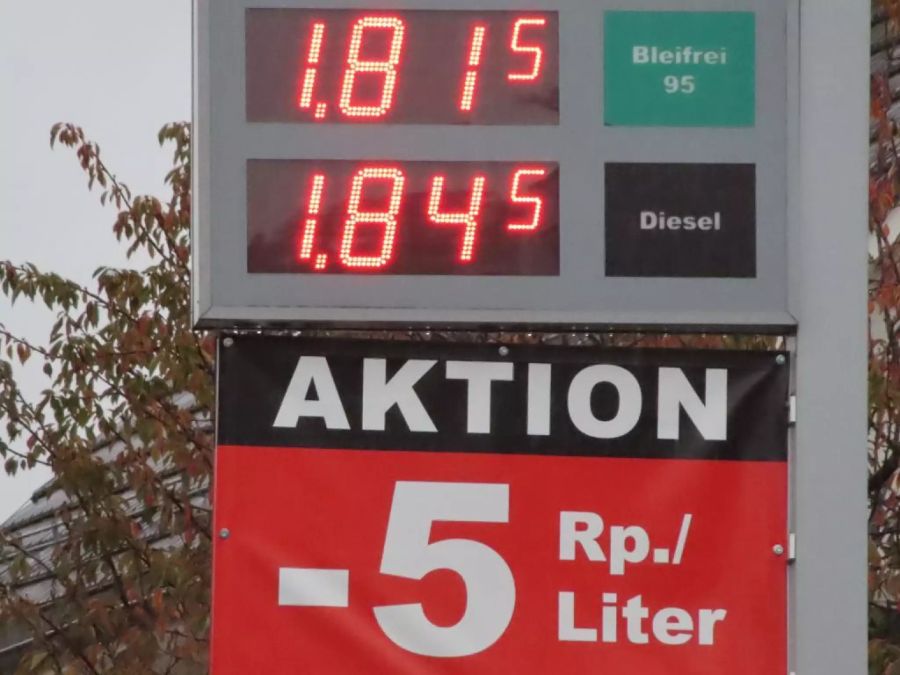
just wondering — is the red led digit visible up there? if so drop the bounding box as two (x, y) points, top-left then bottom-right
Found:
(340, 167), (405, 269)
(508, 17), (546, 82)
(339, 17), (406, 118)
(459, 24), (487, 112)
(427, 174), (487, 262)
(298, 22), (327, 119)
(507, 167), (547, 231)
(298, 173), (326, 268)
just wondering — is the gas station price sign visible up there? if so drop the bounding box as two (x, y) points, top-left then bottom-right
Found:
(194, 0), (792, 329)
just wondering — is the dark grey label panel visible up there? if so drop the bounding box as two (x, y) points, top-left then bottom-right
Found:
(605, 163), (756, 279)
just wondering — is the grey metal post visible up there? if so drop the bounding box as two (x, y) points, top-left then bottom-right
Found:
(792, 0), (868, 671)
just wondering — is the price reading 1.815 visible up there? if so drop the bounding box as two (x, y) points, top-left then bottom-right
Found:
(246, 10), (559, 124)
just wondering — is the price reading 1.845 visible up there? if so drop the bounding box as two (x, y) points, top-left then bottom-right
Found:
(247, 160), (560, 276)
(246, 10), (559, 125)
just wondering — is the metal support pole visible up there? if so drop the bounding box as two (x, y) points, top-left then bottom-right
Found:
(792, 0), (869, 671)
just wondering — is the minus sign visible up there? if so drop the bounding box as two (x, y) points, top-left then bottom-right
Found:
(279, 568), (349, 607)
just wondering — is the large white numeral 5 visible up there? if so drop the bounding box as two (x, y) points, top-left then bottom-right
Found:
(373, 481), (516, 657)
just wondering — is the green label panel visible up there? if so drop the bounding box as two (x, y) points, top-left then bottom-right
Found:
(604, 11), (755, 127)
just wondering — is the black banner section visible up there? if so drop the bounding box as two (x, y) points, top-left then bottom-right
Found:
(217, 336), (788, 461)
(605, 163), (756, 278)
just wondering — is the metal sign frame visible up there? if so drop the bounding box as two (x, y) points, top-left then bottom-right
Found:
(194, 0), (869, 672)
(192, 0), (794, 331)
(790, 0), (867, 672)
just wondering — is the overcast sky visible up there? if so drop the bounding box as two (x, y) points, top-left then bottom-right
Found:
(0, 1), (191, 520)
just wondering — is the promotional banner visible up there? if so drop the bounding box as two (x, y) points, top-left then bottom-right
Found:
(212, 337), (789, 674)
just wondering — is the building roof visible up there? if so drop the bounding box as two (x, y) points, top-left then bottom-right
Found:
(0, 392), (210, 670)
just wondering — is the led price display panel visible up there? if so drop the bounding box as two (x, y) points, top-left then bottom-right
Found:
(246, 10), (559, 124)
(194, 0), (792, 329)
(247, 160), (559, 275)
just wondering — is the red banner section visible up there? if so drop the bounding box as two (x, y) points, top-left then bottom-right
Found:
(212, 444), (786, 674)
(212, 337), (788, 673)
